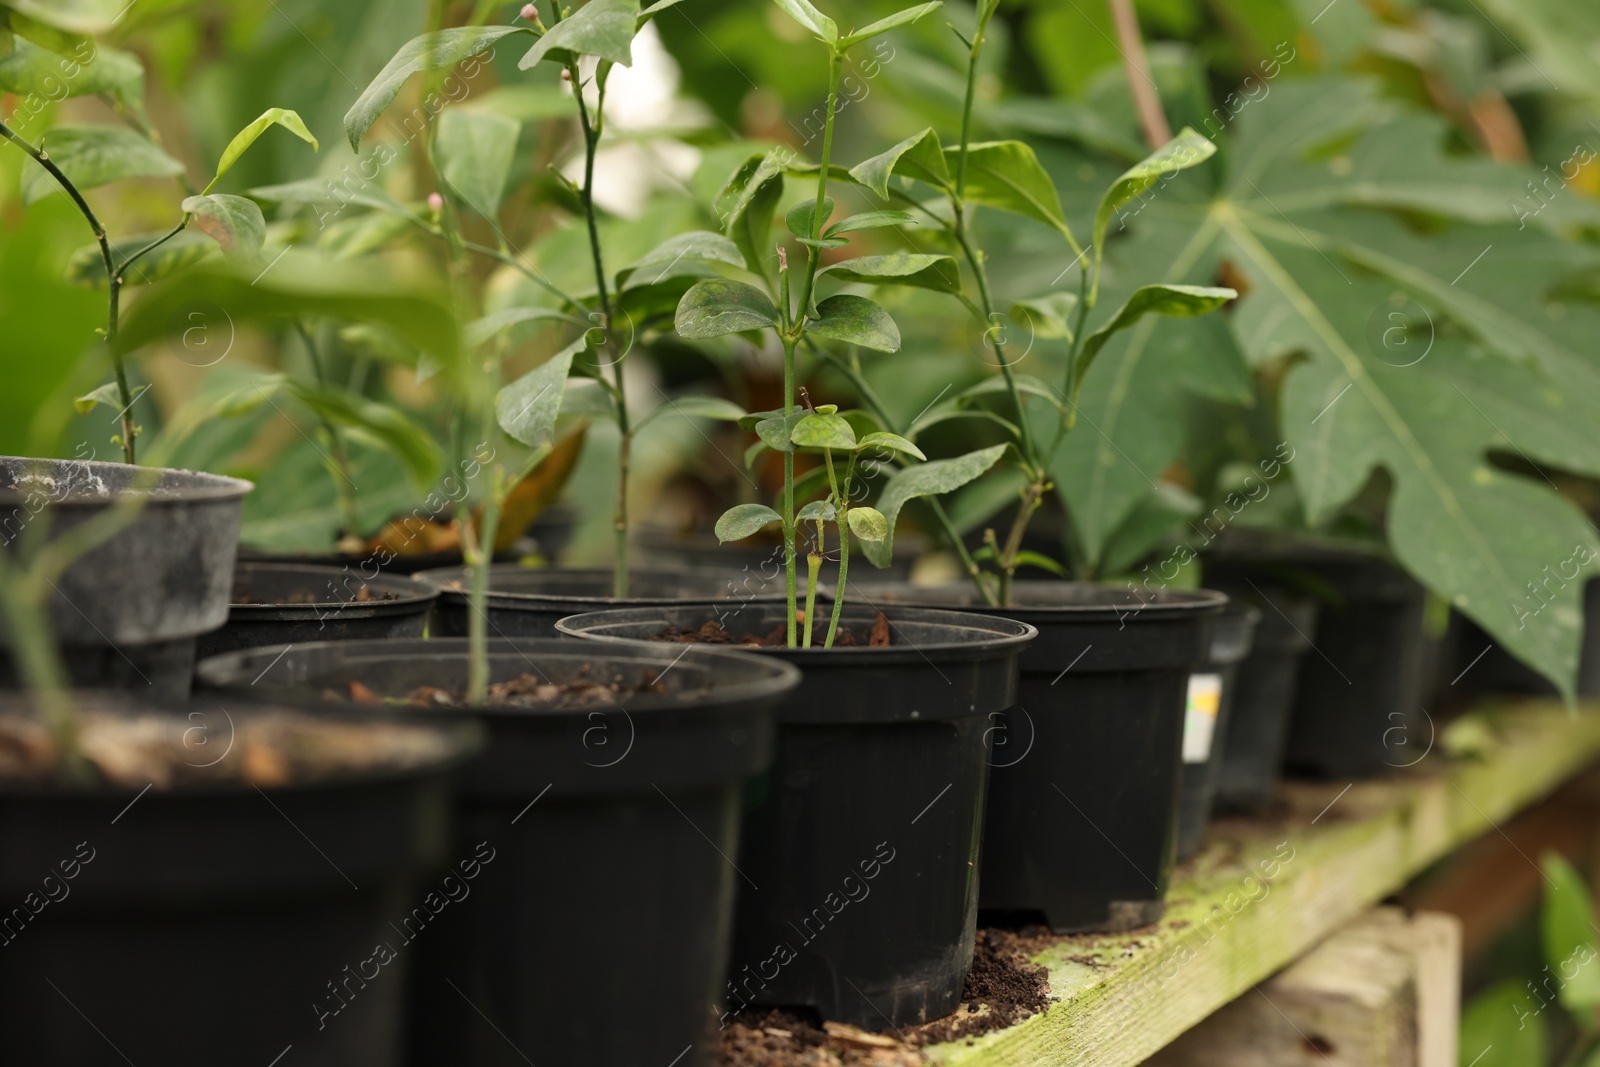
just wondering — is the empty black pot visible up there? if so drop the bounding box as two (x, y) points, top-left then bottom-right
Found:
(418, 563), (784, 638)
(852, 581), (1224, 934)
(194, 563), (437, 661)
(199, 637), (796, 1067)
(555, 603), (1035, 1030)
(1175, 600), (1259, 860)
(1206, 546), (1428, 778)
(0, 697), (478, 1066)
(0, 457), (250, 699)
(1208, 582), (1319, 812)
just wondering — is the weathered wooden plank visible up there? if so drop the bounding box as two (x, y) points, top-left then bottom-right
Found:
(926, 703), (1600, 1067)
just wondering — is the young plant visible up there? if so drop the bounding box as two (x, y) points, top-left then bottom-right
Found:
(839, 0), (1234, 606)
(0, 8), (319, 464)
(673, 0), (1018, 649)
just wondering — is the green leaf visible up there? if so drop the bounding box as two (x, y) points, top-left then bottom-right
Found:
(562, 379), (616, 419)
(181, 195), (266, 258)
(675, 279), (779, 338)
(68, 230), (217, 288)
(213, 108), (317, 187)
(824, 210), (917, 237)
(344, 27), (529, 151)
(849, 127), (949, 198)
(465, 306), (577, 347)
(718, 151), (785, 277)
(1458, 980), (1545, 1067)
(3, 1), (129, 35)
(861, 444), (1006, 567)
(755, 411), (802, 453)
(797, 500), (837, 522)
(1011, 293), (1080, 340)
(638, 395), (746, 429)
(952, 140), (1074, 242)
(249, 175), (408, 216)
(618, 230), (746, 288)
(287, 381), (442, 489)
(520, 0), (642, 69)
(1541, 852), (1600, 1017)
(1093, 127), (1215, 265)
(114, 255), (462, 370)
(434, 109), (519, 220)
(1071, 284), (1235, 408)
(496, 345), (578, 449)
(821, 253), (961, 294)
(770, 0), (837, 44)
(846, 506), (888, 542)
(0, 39), (142, 110)
(955, 374), (1066, 412)
(1013, 550), (1067, 577)
(786, 196), (834, 239)
(790, 412), (857, 451)
(2, 8), (87, 56)
(838, 1), (942, 49)
(806, 294), (900, 351)
(716, 503), (783, 543)
(796, 236), (848, 250)
(21, 125), (183, 206)
(73, 382), (122, 416)
(638, 0), (692, 26)
(855, 431), (925, 460)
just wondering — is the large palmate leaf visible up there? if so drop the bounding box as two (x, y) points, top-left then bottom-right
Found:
(20, 125), (184, 205)
(1470, 0), (1600, 113)
(1050, 77), (1600, 697)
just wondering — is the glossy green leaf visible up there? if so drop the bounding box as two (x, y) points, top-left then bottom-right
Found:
(770, 0), (837, 43)
(1013, 550), (1068, 577)
(786, 196), (834, 239)
(838, 2), (942, 49)
(1071, 284), (1236, 407)
(821, 253), (960, 293)
(716, 503), (783, 543)
(638, 0), (692, 26)
(718, 152), (785, 277)
(520, 0), (641, 69)
(464, 307), (576, 348)
(638, 395), (746, 429)
(846, 506), (889, 542)
(952, 140), (1074, 242)
(435, 109), (519, 220)
(790, 412), (857, 451)
(618, 230), (746, 288)
(860, 444), (1006, 567)
(182, 195), (266, 258)
(849, 127), (949, 198)
(806, 294), (900, 351)
(796, 236), (848, 250)
(496, 344), (578, 449)
(0, 38), (142, 109)
(675, 279), (779, 338)
(855, 431), (925, 460)
(72, 382), (121, 416)
(754, 411), (802, 453)
(287, 381), (441, 489)
(1011, 293), (1080, 340)
(797, 500), (837, 522)
(344, 27), (529, 150)
(955, 374), (1066, 412)
(823, 210), (918, 237)
(67, 231), (217, 288)
(213, 108), (317, 186)
(2, 8), (87, 56)
(21, 125), (183, 205)
(1093, 127), (1215, 264)
(1540, 852), (1600, 1016)
(249, 176), (408, 217)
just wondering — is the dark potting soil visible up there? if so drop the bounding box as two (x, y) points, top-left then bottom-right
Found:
(339, 664), (668, 711)
(717, 929), (1052, 1065)
(0, 709), (454, 789)
(231, 585), (401, 605)
(656, 612), (892, 648)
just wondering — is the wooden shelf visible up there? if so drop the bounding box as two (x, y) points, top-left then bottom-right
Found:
(926, 702), (1600, 1067)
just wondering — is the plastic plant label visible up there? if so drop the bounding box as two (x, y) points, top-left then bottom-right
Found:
(1182, 673), (1224, 764)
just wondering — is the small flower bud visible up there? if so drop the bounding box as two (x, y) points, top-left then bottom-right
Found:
(520, 2), (540, 20)
(427, 192), (444, 214)
(560, 68), (572, 82)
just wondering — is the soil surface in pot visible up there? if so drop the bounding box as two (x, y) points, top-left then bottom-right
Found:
(232, 585), (401, 605)
(338, 664), (672, 710)
(655, 614), (892, 648)
(0, 708), (453, 788)
(716, 928), (1051, 1064)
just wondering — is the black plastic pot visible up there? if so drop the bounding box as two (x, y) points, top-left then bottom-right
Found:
(198, 637), (796, 1067)
(0, 457), (250, 699)
(555, 603), (1035, 1030)
(631, 522), (923, 591)
(1208, 582), (1319, 812)
(418, 563), (785, 638)
(0, 696), (478, 1066)
(1175, 601), (1259, 860)
(1448, 578), (1600, 699)
(194, 563), (437, 661)
(850, 581), (1224, 934)
(237, 545), (522, 576)
(1206, 547), (1429, 778)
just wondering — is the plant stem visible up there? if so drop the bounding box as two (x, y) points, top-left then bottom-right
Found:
(295, 323), (363, 542)
(1107, 0), (1171, 151)
(802, 549), (821, 648)
(571, 62), (630, 597)
(0, 120), (136, 463)
(464, 489), (501, 705)
(825, 516), (849, 648)
(793, 49), (844, 323)
(780, 336), (798, 646)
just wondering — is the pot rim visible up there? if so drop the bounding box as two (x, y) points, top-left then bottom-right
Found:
(226, 562), (438, 615)
(416, 564), (785, 607)
(0, 456), (252, 507)
(846, 579), (1229, 622)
